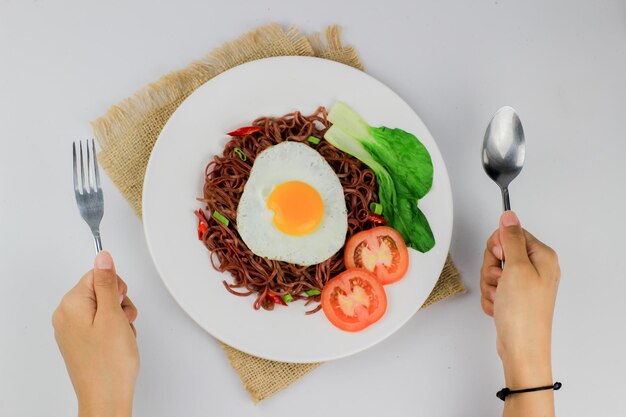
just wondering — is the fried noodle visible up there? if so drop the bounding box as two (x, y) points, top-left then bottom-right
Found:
(198, 107), (378, 314)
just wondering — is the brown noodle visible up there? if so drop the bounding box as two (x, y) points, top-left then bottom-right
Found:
(198, 107), (378, 314)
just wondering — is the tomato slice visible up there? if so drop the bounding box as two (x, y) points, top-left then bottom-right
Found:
(321, 268), (387, 332)
(344, 226), (409, 285)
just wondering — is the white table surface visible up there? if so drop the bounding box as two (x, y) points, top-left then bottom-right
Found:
(2, 1), (625, 416)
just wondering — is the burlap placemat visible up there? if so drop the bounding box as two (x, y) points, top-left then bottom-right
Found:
(92, 23), (466, 403)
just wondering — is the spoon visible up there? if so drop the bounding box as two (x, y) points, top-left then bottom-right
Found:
(482, 106), (526, 211)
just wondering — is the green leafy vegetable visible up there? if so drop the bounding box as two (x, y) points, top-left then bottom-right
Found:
(324, 101), (435, 252)
(282, 294), (294, 303)
(305, 289), (321, 296)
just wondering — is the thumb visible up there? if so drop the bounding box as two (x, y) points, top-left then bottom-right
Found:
(498, 211), (530, 265)
(93, 251), (120, 312)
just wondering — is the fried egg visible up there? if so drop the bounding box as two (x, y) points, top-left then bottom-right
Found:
(236, 141), (348, 266)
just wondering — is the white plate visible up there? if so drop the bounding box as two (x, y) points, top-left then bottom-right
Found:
(143, 56), (453, 363)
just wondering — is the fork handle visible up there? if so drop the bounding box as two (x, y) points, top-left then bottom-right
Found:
(92, 230), (103, 253)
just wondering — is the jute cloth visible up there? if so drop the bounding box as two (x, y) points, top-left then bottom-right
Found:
(92, 24), (466, 403)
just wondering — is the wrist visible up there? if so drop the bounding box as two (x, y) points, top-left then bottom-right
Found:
(78, 411), (131, 417)
(502, 351), (553, 389)
(78, 398), (133, 417)
(78, 409), (131, 417)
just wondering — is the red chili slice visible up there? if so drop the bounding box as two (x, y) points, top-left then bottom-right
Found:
(266, 293), (288, 306)
(195, 209), (209, 240)
(366, 212), (387, 225)
(226, 126), (263, 136)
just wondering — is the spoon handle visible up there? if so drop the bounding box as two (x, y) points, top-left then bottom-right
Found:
(499, 187), (511, 269)
(501, 187), (511, 211)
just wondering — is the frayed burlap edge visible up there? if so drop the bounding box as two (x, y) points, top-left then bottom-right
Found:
(91, 23), (464, 404)
(421, 254), (466, 308)
(221, 343), (322, 404)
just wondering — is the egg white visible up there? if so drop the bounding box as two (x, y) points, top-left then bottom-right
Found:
(236, 141), (348, 266)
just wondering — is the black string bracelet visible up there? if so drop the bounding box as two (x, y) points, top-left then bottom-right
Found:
(496, 382), (562, 401)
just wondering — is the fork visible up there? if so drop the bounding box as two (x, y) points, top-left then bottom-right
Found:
(73, 139), (104, 253)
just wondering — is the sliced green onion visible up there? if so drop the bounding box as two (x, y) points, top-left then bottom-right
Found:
(369, 202), (383, 215)
(306, 289), (321, 296)
(307, 136), (321, 145)
(282, 294), (293, 303)
(234, 147), (247, 161)
(212, 210), (229, 227)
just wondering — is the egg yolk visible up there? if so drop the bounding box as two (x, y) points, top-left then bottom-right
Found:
(266, 181), (324, 236)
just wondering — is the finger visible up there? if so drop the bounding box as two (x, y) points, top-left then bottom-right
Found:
(486, 285), (497, 302)
(480, 280), (498, 303)
(479, 268), (498, 300)
(121, 296), (138, 323)
(481, 296), (494, 317)
(481, 246), (501, 296)
(53, 271), (98, 326)
(523, 229), (548, 251)
(93, 251), (121, 313)
(117, 277), (128, 304)
(498, 211), (530, 265)
(482, 244), (500, 273)
(67, 270), (97, 303)
(486, 229), (504, 261)
(524, 230), (560, 278)
(483, 265), (502, 287)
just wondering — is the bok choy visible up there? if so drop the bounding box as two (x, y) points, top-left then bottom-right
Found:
(324, 101), (435, 252)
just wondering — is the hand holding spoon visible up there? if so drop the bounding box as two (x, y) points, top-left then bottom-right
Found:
(482, 106), (526, 211)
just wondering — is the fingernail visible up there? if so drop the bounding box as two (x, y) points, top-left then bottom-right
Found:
(501, 211), (520, 227)
(492, 245), (503, 260)
(119, 293), (124, 304)
(94, 251), (114, 270)
(488, 286), (497, 302)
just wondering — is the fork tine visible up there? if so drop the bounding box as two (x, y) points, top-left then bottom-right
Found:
(72, 142), (79, 193)
(92, 139), (101, 191)
(86, 139), (93, 192)
(80, 141), (86, 194)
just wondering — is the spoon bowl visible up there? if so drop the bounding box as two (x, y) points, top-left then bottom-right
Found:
(482, 106), (526, 210)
